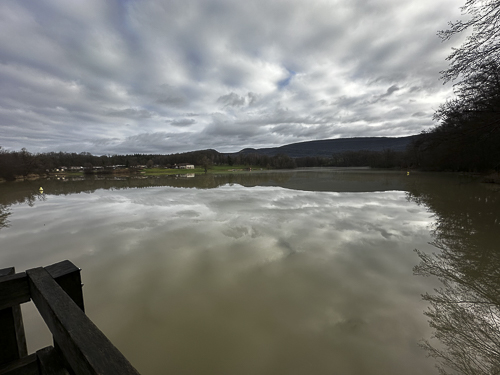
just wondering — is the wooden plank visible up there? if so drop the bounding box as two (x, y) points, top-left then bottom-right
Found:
(0, 353), (38, 375)
(36, 346), (70, 375)
(0, 273), (30, 311)
(0, 261), (85, 311)
(45, 261), (84, 312)
(0, 307), (28, 366)
(11, 305), (27, 358)
(44, 260), (85, 369)
(27, 267), (140, 375)
(44, 261), (78, 280)
(0, 268), (28, 366)
(0, 268), (15, 278)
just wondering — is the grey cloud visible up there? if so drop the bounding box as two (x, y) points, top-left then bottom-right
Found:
(151, 85), (189, 108)
(386, 85), (400, 96)
(89, 132), (192, 154)
(335, 95), (367, 109)
(371, 85), (401, 103)
(168, 118), (196, 127)
(0, 0), (461, 154)
(217, 92), (260, 108)
(411, 112), (427, 118)
(217, 93), (246, 107)
(247, 92), (258, 105)
(271, 124), (334, 139)
(369, 75), (408, 86)
(89, 137), (121, 146)
(105, 108), (153, 119)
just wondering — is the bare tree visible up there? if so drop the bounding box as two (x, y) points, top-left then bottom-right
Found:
(439, 0), (500, 83)
(200, 156), (212, 173)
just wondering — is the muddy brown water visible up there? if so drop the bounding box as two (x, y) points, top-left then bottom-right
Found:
(1, 169), (498, 375)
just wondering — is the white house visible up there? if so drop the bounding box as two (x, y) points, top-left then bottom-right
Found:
(177, 163), (195, 169)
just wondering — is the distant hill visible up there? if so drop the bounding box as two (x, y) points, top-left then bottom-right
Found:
(235, 136), (418, 158)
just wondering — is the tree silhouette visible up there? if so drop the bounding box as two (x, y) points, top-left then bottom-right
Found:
(439, 0), (500, 84)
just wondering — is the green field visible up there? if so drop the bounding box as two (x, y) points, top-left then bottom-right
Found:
(45, 165), (266, 178)
(144, 165), (264, 175)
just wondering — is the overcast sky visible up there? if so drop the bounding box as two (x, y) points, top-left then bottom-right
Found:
(0, 0), (466, 155)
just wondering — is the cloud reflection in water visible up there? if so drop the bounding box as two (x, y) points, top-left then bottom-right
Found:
(0, 181), (437, 375)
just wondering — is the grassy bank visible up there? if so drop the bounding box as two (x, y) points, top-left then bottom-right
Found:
(144, 165), (264, 176)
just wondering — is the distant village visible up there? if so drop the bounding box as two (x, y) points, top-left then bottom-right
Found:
(53, 163), (195, 173)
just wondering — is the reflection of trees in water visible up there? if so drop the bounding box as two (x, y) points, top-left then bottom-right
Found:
(408, 176), (500, 374)
(414, 246), (500, 375)
(0, 173), (296, 207)
(0, 204), (11, 229)
(0, 190), (47, 230)
(0, 191), (47, 230)
(0, 173), (295, 228)
(160, 172), (294, 189)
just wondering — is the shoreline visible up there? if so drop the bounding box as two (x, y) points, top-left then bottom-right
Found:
(1, 167), (499, 184)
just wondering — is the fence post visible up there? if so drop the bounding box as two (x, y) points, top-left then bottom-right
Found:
(27, 267), (140, 375)
(0, 267), (28, 366)
(44, 260), (85, 371)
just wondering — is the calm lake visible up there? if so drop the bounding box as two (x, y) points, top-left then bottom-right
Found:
(1, 168), (499, 375)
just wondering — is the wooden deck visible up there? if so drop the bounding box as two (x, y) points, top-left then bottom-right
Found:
(0, 260), (140, 375)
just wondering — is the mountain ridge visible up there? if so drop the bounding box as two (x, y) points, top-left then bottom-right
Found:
(232, 135), (418, 158)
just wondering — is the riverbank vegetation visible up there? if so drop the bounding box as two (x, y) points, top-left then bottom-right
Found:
(0, 136), (496, 182)
(410, 0), (500, 173)
(408, 59), (500, 172)
(0, 146), (411, 181)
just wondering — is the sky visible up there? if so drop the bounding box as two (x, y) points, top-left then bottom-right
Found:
(0, 0), (467, 155)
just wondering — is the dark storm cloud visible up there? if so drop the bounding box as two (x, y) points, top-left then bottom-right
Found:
(0, 0), (465, 154)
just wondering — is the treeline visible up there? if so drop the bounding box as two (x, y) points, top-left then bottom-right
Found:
(0, 145), (416, 181)
(6, 121), (500, 181)
(0, 148), (219, 180)
(407, 61), (500, 172)
(0, 147), (302, 180)
(408, 0), (500, 173)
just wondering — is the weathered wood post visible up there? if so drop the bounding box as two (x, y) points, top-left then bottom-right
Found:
(27, 267), (140, 375)
(0, 261), (140, 375)
(45, 261), (84, 312)
(44, 260), (85, 372)
(0, 267), (28, 367)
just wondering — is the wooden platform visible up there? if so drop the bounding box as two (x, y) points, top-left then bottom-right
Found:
(0, 261), (140, 375)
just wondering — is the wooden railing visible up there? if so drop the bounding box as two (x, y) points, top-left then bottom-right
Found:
(0, 260), (140, 375)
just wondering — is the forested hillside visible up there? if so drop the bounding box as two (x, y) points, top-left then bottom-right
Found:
(237, 136), (417, 158)
(0, 138), (414, 181)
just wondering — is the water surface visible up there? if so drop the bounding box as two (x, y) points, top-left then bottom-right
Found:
(1, 169), (498, 374)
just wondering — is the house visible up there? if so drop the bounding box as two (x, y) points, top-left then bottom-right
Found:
(176, 163), (195, 169)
